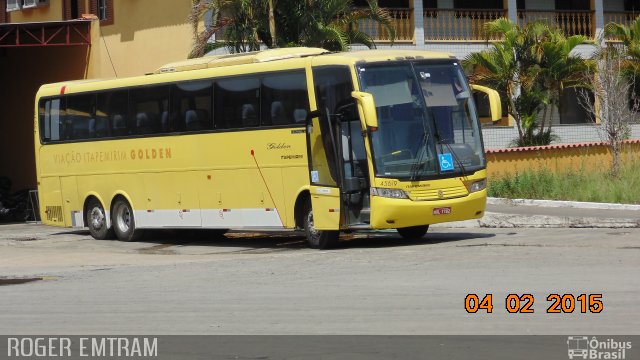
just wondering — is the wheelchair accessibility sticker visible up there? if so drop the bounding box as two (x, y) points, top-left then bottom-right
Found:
(438, 153), (454, 171)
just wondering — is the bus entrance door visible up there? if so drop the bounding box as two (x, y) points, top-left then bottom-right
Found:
(306, 111), (342, 231)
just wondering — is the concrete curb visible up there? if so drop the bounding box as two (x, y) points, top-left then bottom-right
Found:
(433, 212), (640, 229)
(488, 197), (640, 211)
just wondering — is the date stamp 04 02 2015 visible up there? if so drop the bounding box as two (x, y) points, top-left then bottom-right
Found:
(464, 294), (604, 314)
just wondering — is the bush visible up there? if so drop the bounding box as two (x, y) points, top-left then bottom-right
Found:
(488, 161), (640, 204)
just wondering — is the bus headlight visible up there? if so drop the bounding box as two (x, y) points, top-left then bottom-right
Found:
(466, 179), (487, 193)
(371, 187), (408, 199)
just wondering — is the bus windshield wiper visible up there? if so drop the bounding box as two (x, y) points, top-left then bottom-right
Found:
(410, 128), (430, 181)
(431, 112), (467, 177)
(409, 133), (427, 180)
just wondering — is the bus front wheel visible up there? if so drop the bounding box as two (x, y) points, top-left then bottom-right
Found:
(86, 198), (114, 240)
(303, 200), (339, 249)
(112, 198), (144, 242)
(397, 225), (429, 239)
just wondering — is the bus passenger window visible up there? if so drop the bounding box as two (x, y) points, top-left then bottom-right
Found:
(130, 86), (170, 135)
(65, 94), (96, 140)
(214, 77), (260, 129)
(97, 90), (128, 138)
(171, 80), (213, 132)
(261, 71), (309, 126)
(39, 98), (62, 142)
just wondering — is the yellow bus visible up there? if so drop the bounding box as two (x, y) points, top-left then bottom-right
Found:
(34, 47), (500, 249)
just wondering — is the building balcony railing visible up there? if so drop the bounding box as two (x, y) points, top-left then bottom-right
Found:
(518, 10), (594, 38)
(423, 8), (507, 41)
(356, 7), (414, 42)
(604, 11), (640, 40)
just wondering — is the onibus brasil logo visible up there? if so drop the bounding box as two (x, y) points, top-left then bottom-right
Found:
(567, 336), (632, 359)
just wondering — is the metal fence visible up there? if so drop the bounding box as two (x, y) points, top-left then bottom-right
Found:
(482, 123), (640, 149)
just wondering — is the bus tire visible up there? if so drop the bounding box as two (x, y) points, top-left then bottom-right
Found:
(397, 225), (429, 239)
(86, 198), (115, 240)
(303, 199), (339, 249)
(112, 198), (143, 242)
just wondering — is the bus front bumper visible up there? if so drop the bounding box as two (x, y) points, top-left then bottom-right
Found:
(369, 190), (487, 229)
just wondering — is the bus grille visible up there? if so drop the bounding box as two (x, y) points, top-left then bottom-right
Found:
(45, 206), (63, 222)
(409, 186), (468, 201)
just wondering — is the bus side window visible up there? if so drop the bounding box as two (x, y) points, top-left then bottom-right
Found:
(97, 90), (128, 138)
(39, 98), (62, 142)
(130, 85), (170, 135)
(215, 77), (260, 129)
(261, 71), (309, 126)
(65, 94), (96, 140)
(171, 80), (213, 132)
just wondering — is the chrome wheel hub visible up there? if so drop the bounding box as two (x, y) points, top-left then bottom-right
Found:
(90, 207), (105, 230)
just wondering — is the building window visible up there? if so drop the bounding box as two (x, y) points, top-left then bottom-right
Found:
(63, 0), (85, 20)
(554, 0), (590, 11)
(424, 0), (437, 9)
(454, 0), (503, 9)
(89, 0), (113, 26)
(625, 0), (640, 12)
(97, 0), (106, 20)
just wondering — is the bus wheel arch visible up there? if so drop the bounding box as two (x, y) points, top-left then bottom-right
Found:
(83, 195), (115, 240)
(110, 194), (144, 242)
(298, 194), (339, 249)
(294, 190), (311, 231)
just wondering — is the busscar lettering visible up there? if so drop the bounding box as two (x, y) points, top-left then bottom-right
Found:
(281, 154), (303, 160)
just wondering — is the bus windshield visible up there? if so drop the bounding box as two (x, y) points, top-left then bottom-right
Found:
(357, 61), (485, 180)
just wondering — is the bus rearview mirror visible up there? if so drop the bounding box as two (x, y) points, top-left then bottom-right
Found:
(351, 91), (378, 129)
(470, 84), (502, 122)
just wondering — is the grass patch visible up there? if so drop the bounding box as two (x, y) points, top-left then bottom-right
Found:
(488, 161), (640, 204)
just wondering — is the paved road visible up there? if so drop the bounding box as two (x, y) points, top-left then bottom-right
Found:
(0, 223), (638, 335)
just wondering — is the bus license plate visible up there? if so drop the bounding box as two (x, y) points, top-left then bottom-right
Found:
(433, 207), (451, 215)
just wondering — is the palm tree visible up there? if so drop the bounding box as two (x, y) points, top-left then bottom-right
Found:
(188, 0), (233, 59)
(537, 28), (590, 134)
(606, 17), (640, 77)
(465, 18), (590, 146)
(189, 0), (395, 55)
(294, 0), (395, 51)
(464, 19), (548, 145)
(606, 17), (640, 101)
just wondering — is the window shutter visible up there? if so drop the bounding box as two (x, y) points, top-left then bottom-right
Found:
(0, 0), (7, 24)
(89, 0), (96, 16)
(64, 0), (72, 20)
(77, 0), (85, 16)
(89, 0), (114, 25)
(104, 0), (114, 25)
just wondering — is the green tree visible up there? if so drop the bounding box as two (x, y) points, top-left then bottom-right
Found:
(464, 19), (590, 146)
(190, 0), (396, 54)
(537, 28), (590, 135)
(605, 17), (640, 77)
(464, 19), (547, 145)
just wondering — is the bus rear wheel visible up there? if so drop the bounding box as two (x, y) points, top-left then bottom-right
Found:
(86, 198), (114, 240)
(397, 225), (429, 239)
(303, 200), (339, 249)
(112, 198), (144, 242)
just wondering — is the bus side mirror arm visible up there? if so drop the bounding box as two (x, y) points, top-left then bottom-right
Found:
(470, 84), (502, 122)
(351, 91), (378, 129)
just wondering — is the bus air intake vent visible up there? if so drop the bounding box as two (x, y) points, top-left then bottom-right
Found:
(45, 206), (63, 222)
(409, 186), (468, 201)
